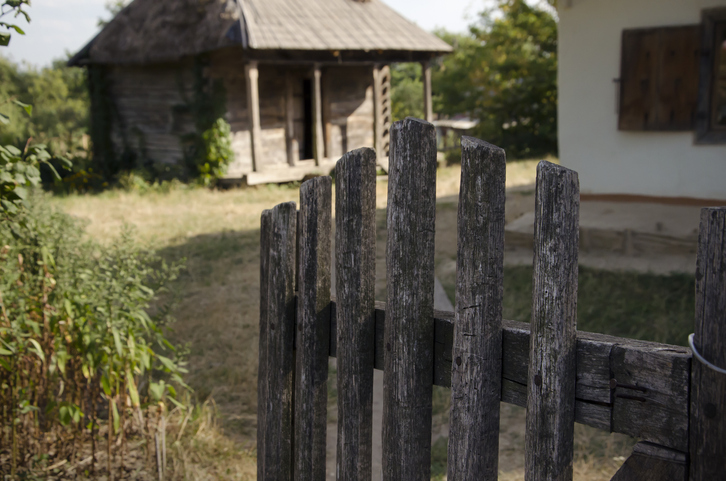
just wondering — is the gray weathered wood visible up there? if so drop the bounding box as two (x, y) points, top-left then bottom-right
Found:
(525, 161), (579, 481)
(294, 178), (332, 481)
(257, 210), (272, 481)
(421, 61), (433, 122)
(372, 66), (383, 161)
(245, 61), (262, 172)
(285, 73), (297, 166)
(328, 301), (691, 450)
(335, 148), (377, 481)
(690, 207), (726, 480)
(259, 202), (297, 481)
(382, 118), (437, 481)
(610, 442), (687, 481)
(312, 65), (324, 165)
(447, 137), (506, 481)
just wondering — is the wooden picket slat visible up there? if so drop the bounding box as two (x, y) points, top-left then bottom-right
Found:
(294, 177), (332, 481)
(335, 148), (377, 481)
(447, 137), (506, 480)
(257, 210), (272, 481)
(690, 207), (726, 480)
(525, 161), (579, 481)
(258, 202), (297, 481)
(382, 118), (437, 481)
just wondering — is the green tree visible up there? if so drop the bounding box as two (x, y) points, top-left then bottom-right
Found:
(0, 1), (68, 217)
(390, 62), (424, 121)
(435, 0), (558, 158)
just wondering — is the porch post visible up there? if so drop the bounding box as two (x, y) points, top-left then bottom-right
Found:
(373, 65), (382, 161)
(313, 64), (324, 166)
(285, 73), (297, 166)
(246, 61), (263, 172)
(422, 60), (433, 122)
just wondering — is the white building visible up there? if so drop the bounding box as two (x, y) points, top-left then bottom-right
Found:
(558, 0), (726, 201)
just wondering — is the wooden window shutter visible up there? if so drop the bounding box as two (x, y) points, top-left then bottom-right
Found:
(619, 25), (700, 131)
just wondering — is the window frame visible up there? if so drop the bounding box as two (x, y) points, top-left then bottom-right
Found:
(695, 8), (726, 143)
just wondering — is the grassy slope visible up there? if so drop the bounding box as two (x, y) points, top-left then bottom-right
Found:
(52, 161), (695, 480)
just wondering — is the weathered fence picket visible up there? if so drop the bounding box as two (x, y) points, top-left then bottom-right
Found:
(257, 117), (725, 481)
(335, 148), (377, 481)
(382, 118), (438, 481)
(294, 177), (332, 481)
(689, 207), (726, 480)
(257, 202), (297, 481)
(525, 161), (579, 481)
(447, 137), (506, 481)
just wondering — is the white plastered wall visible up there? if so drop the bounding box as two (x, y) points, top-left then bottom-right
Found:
(558, 0), (726, 199)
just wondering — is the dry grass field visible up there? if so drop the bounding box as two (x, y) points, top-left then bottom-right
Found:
(50, 158), (694, 480)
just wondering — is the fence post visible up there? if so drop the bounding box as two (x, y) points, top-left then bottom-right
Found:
(689, 207), (726, 480)
(525, 161), (579, 481)
(294, 177), (332, 481)
(382, 118), (437, 481)
(447, 137), (506, 480)
(335, 148), (377, 481)
(257, 202), (297, 481)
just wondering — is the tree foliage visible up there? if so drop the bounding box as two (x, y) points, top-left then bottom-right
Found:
(390, 0), (559, 159)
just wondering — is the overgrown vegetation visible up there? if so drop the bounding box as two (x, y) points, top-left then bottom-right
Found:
(0, 196), (189, 477)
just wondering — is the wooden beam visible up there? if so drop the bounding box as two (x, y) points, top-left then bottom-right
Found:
(312, 64), (324, 166)
(285, 73), (297, 166)
(326, 302), (692, 452)
(610, 442), (687, 481)
(245, 61), (262, 172)
(422, 61), (433, 122)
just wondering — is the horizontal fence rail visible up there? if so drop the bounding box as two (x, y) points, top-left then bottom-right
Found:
(258, 117), (724, 481)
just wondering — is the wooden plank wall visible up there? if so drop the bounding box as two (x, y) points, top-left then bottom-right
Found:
(324, 66), (375, 161)
(108, 60), (196, 169)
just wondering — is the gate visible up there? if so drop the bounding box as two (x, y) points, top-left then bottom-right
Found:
(257, 117), (725, 480)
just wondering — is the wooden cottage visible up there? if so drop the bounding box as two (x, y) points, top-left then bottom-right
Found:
(69, 0), (452, 184)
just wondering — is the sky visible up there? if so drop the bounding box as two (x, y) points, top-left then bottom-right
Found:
(1, 0), (482, 69)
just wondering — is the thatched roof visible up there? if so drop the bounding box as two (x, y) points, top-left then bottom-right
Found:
(70, 0), (452, 66)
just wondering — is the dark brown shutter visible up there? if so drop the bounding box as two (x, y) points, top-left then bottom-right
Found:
(619, 25), (700, 131)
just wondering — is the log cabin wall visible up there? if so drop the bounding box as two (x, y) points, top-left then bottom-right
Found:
(106, 60), (196, 173)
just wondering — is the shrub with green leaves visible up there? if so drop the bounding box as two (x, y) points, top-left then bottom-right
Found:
(198, 117), (233, 186)
(0, 195), (187, 475)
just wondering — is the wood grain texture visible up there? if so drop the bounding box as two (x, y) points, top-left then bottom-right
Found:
(610, 442), (687, 481)
(258, 202), (297, 481)
(525, 161), (579, 481)
(447, 137), (506, 481)
(294, 177), (332, 481)
(382, 118), (437, 481)
(257, 210), (272, 481)
(335, 148), (377, 481)
(690, 207), (726, 480)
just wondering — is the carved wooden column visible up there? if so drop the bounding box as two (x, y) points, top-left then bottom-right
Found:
(285, 73), (297, 166)
(246, 61), (263, 172)
(312, 64), (324, 166)
(422, 60), (433, 122)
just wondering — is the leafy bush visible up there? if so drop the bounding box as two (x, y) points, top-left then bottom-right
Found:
(0, 195), (187, 476)
(198, 118), (233, 186)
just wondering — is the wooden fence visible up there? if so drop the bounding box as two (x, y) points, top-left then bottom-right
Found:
(257, 117), (725, 480)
